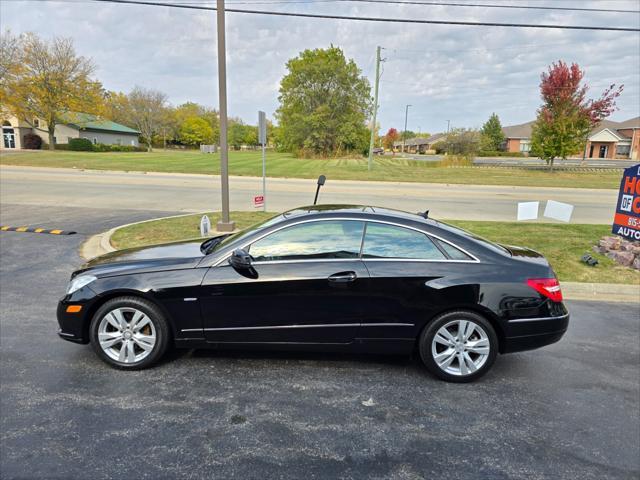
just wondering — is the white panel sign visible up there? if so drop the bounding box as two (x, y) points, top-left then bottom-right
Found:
(517, 202), (539, 221)
(544, 200), (574, 222)
(258, 111), (266, 145)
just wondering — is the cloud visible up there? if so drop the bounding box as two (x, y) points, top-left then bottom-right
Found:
(2, 0), (638, 133)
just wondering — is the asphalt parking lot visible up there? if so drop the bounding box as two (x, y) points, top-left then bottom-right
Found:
(1, 204), (639, 480)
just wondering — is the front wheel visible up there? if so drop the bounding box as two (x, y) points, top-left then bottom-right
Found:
(89, 296), (170, 369)
(419, 311), (498, 383)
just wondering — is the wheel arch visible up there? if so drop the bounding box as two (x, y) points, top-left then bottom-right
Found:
(415, 304), (506, 353)
(83, 289), (175, 343)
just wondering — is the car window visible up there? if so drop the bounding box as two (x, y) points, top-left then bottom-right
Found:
(362, 223), (446, 260)
(249, 220), (365, 262)
(433, 238), (473, 260)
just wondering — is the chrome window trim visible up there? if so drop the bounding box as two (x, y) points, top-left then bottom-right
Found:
(212, 217), (480, 267)
(183, 322), (415, 333)
(508, 313), (569, 323)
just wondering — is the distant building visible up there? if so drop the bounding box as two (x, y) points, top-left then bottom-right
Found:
(1, 111), (140, 149)
(502, 117), (639, 160)
(393, 133), (447, 154)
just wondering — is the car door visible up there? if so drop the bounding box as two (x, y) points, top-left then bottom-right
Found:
(357, 222), (476, 340)
(199, 219), (369, 345)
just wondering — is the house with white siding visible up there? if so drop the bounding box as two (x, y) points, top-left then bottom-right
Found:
(1, 111), (139, 149)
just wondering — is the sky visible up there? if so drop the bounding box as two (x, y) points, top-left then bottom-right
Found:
(2, 0), (639, 135)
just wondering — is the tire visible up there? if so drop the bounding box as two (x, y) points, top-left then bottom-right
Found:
(89, 296), (170, 370)
(419, 310), (498, 383)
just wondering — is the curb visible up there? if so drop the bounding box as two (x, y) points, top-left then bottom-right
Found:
(561, 282), (639, 304)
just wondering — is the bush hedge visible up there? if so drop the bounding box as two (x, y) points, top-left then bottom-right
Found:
(22, 133), (42, 150)
(477, 151), (526, 157)
(68, 138), (94, 151)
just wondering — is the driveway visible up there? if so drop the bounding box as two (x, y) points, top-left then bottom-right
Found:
(1, 204), (638, 479)
(0, 165), (618, 223)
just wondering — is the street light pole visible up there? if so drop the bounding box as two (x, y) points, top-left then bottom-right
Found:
(367, 45), (382, 171)
(216, 0), (235, 232)
(402, 104), (411, 153)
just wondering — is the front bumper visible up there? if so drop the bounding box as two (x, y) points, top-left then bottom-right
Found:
(502, 312), (570, 353)
(56, 286), (100, 344)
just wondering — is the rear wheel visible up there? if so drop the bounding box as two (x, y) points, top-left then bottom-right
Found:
(89, 296), (170, 369)
(419, 311), (498, 383)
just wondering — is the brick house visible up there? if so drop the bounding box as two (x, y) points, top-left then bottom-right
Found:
(501, 117), (640, 160)
(393, 133), (446, 153)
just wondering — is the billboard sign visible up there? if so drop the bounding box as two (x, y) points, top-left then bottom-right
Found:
(612, 163), (640, 241)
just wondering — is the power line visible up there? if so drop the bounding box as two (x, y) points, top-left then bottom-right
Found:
(81, 0), (640, 32)
(95, 0), (640, 13)
(335, 0), (640, 14)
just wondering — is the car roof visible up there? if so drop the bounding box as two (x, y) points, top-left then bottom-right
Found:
(280, 204), (437, 225)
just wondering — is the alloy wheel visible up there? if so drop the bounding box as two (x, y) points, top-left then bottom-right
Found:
(431, 319), (490, 376)
(97, 307), (156, 364)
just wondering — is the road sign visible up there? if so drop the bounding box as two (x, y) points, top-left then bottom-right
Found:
(258, 111), (267, 145)
(612, 163), (640, 241)
(254, 195), (264, 208)
(258, 110), (267, 211)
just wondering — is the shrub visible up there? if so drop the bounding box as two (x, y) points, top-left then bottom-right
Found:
(477, 150), (525, 157)
(22, 133), (43, 150)
(68, 138), (94, 151)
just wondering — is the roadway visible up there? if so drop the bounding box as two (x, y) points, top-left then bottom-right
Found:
(1, 204), (638, 479)
(0, 165), (618, 224)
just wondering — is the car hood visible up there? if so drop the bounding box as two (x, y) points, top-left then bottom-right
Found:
(75, 239), (205, 278)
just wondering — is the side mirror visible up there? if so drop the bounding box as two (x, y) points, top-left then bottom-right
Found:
(228, 248), (252, 270)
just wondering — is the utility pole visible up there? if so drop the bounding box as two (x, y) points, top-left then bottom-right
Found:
(368, 46), (382, 171)
(402, 104), (411, 153)
(446, 119), (450, 133)
(216, 0), (235, 231)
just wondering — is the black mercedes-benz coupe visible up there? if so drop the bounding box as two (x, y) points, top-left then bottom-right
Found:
(58, 205), (569, 382)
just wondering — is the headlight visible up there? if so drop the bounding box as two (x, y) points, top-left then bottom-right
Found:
(67, 275), (97, 294)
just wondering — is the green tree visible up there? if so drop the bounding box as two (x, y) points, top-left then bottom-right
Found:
(174, 102), (219, 144)
(179, 116), (214, 146)
(480, 113), (505, 151)
(445, 128), (480, 158)
(276, 46), (371, 157)
(530, 61), (622, 170)
(1, 32), (104, 150)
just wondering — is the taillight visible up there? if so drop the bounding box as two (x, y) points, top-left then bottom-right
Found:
(527, 278), (563, 302)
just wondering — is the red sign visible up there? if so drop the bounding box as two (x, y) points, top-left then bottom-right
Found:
(612, 164), (640, 241)
(253, 195), (264, 208)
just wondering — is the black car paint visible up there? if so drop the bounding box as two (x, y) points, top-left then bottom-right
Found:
(58, 206), (569, 356)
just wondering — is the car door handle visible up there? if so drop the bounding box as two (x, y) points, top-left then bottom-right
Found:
(328, 272), (357, 283)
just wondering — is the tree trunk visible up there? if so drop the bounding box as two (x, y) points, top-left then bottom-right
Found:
(549, 158), (555, 172)
(48, 124), (56, 150)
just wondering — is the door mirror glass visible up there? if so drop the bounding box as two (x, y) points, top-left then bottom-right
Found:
(228, 248), (252, 270)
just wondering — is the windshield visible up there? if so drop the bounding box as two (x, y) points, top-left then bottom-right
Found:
(200, 213), (285, 255)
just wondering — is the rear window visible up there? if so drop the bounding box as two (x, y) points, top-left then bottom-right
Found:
(433, 238), (473, 260)
(435, 221), (510, 256)
(362, 223), (446, 260)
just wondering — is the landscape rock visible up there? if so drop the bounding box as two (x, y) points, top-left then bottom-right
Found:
(595, 235), (640, 270)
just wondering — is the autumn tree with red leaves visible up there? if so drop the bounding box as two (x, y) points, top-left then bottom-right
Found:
(530, 61), (622, 169)
(382, 127), (400, 152)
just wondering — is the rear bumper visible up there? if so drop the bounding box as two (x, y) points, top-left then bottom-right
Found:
(502, 313), (569, 353)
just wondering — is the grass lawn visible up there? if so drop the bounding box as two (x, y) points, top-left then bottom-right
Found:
(110, 211), (639, 285)
(1, 150), (621, 189)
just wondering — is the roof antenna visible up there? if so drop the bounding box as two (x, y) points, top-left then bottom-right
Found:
(418, 209), (429, 219)
(313, 175), (326, 205)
